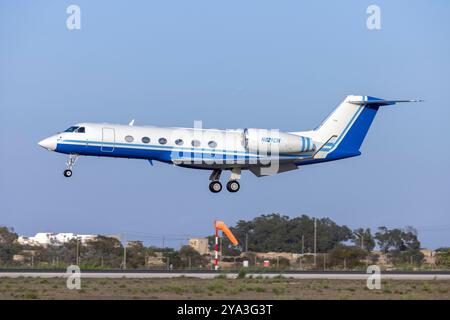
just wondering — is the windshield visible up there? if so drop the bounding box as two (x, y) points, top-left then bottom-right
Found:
(64, 126), (85, 133)
(64, 126), (79, 132)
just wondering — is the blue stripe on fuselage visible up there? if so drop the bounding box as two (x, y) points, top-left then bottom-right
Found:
(55, 142), (316, 163)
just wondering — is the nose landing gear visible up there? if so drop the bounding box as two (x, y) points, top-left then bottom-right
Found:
(64, 154), (78, 178)
(64, 169), (73, 177)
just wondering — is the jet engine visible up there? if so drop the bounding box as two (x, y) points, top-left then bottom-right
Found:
(242, 128), (315, 154)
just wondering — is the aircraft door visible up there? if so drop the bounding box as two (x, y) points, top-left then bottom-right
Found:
(101, 128), (115, 152)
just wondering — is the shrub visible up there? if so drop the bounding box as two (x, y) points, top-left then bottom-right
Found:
(237, 268), (247, 279)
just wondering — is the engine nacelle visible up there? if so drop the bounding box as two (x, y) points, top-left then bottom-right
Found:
(242, 128), (315, 154)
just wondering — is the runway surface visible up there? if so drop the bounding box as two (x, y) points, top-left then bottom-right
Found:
(1, 269), (450, 280)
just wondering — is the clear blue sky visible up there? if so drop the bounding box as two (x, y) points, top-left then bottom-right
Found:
(1, 1), (449, 249)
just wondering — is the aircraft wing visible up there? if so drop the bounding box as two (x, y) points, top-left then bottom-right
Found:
(249, 162), (298, 177)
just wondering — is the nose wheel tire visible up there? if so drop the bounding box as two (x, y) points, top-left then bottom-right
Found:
(63, 169), (73, 178)
(209, 181), (222, 193)
(226, 180), (240, 193)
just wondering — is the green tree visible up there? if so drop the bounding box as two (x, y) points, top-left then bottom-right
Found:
(0, 226), (21, 265)
(179, 245), (208, 268)
(352, 228), (375, 251)
(226, 213), (352, 253)
(126, 241), (147, 269)
(435, 248), (450, 267)
(375, 226), (424, 265)
(162, 248), (181, 269)
(82, 236), (123, 268)
(161, 246), (208, 269)
(328, 244), (367, 269)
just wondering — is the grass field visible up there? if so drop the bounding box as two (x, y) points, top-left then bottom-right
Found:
(0, 276), (449, 300)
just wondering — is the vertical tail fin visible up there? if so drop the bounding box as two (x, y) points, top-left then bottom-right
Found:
(313, 95), (421, 158)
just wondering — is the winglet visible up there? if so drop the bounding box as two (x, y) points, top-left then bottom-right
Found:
(129, 119), (135, 126)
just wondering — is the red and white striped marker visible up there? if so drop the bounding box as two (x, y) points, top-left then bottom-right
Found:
(214, 226), (219, 270)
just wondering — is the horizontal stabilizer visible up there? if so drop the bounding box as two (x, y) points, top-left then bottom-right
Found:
(348, 97), (423, 106)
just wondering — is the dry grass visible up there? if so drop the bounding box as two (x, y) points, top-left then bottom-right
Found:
(0, 276), (449, 300)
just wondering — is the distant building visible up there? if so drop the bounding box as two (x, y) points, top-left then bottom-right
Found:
(17, 232), (97, 247)
(420, 249), (436, 265)
(253, 252), (298, 261)
(189, 237), (209, 255)
(364, 250), (436, 266)
(127, 240), (144, 248)
(54, 233), (73, 243)
(147, 252), (165, 268)
(78, 234), (98, 243)
(13, 254), (25, 262)
(29, 233), (57, 246)
(13, 250), (37, 263)
(17, 236), (40, 247)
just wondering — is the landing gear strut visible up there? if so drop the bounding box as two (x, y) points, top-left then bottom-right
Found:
(64, 154), (78, 178)
(226, 168), (241, 193)
(209, 169), (222, 193)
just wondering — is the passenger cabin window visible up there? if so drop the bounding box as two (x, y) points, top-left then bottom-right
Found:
(125, 135), (134, 143)
(191, 139), (201, 147)
(64, 126), (79, 132)
(158, 137), (167, 145)
(142, 137), (150, 144)
(208, 141), (217, 148)
(175, 139), (184, 146)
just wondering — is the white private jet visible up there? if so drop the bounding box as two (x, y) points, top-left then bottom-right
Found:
(38, 95), (421, 193)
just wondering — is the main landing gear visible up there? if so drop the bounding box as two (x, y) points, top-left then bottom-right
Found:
(209, 168), (241, 193)
(226, 180), (240, 192)
(209, 169), (222, 193)
(209, 181), (222, 193)
(63, 154), (78, 178)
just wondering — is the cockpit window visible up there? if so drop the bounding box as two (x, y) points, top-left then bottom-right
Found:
(64, 126), (79, 132)
(64, 126), (85, 133)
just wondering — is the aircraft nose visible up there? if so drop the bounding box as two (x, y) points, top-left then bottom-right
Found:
(38, 136), (57, 151)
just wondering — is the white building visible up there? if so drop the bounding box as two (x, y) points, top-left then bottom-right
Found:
(17, 232), (97, 247)
(32, 233), (57, 246)
(17, 236), (40, 246)
(54, 233), (76, 244)
(78, 234), (97, 244)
